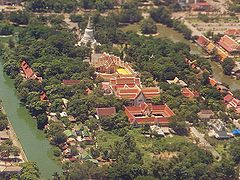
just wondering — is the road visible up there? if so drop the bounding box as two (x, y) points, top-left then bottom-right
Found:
(190, 127), (222, 161)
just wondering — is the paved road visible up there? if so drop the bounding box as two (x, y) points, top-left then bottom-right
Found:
(190, 127), (222, 161)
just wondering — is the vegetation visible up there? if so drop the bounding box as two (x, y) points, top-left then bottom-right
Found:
(140, 18), (157, 34)
(150, 6), (192, 39)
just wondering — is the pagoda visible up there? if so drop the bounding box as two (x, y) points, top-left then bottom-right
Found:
(78, 16), (97, 48)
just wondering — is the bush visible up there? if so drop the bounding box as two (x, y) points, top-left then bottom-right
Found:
(0, 23), (14, 35)
(53, 147), (61, 157)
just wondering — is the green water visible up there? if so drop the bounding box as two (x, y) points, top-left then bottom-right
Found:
(0, 62), (61, 179)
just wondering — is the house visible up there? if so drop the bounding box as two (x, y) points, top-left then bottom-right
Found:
(166, 77), (188, 87)
(224, 93), (233, 104)
(191, 2), (211, 11)
(20, 61), (42, 82)
(0, 166), (22, 175)
(40, 91), (48, 101)
(124, 102), (175, 125)
(197, 110), (214, 119)
(208, 119), (231, 139)
(150, 125), (165, 137)
(225, 29), (240, 37)
(62, 80), (80, 86)
(218, 35), (240, 54)
(96, 107), (116, 119)
(181, 87), (199, 98)
(209, 77), (218, 87)
(196, 35), (210, 47)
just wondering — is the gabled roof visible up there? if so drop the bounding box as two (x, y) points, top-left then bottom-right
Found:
(197, 110), (214, 119)
(96, 107), (116, 117)
(215, 46), (229, 61)
(218, 35), (240, 53)
(209, 77), (218, 86)
(224, 94), (234, 103)
(141, 87), (160, 99)
(63, 80), (80, 85)
(225, 29), (240, 37)
(124, 103), (174, 125)
(182, 87), (199, 98)
(21, 60), (34, 79)
(196, 35), (210, 47)
(40, 91), (48, 101)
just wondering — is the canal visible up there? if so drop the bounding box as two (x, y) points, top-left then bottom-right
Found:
(0, 61), (61, 179)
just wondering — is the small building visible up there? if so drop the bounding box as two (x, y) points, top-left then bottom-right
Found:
(20, 60), (42, 82)
(197, 110), (214, 120)
(62, 80), (80, 86)
(223, 93), (233, 104)
(208, 119), (231, 139)
(209, 77), (218, 87)
(225, 29), (240, 37)
(196, 35), (210, 47)
(150, 125), (165, 137)
(0, 166), (22, 175)
(191, 2), (211, 11)
(181, 87), (199, 98)
(166, 77), (188, 87)
(96, 107), (116, 119)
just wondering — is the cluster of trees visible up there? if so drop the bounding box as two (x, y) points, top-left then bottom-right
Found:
(0, 139), (20, 158)
(150, 6), (192, 39)
(79, 0), (115, 12)
(222, 58), (235, 75)
(9, 11), (30, 25)
(0, 23), (14, 35)
(26, 0), (78, 13)
(0, 111), (8, 131)
(140, 18), (157, 34)
(229, 1), (240, 12)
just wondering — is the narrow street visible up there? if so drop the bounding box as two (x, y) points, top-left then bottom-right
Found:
(190, 127), (222, 161)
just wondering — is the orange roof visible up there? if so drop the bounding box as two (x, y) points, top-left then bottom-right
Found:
(182, 87), (199, 98)
(215, 46), (229, 61)
(96, 107), (116, 117)
(124, 103), (174, 125)
(141, 87), (160, 99)
(209, 77), (217, 86)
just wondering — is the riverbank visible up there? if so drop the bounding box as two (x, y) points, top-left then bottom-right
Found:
(0, 60), (62, 178)
(0, 101), (27, 165)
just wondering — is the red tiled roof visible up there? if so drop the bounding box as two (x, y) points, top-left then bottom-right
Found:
(218, 35), (240, 53)
(124, 103), (174, 125)
(141, 87), (160, 99)
(224, 94), (234, 103)
(40, 91), (48, 101)
(21, 60), (34, 79)
(196, 35), (210, 47)
(182, 87), (199, 98)
(96, 107), (116, 117)
(225, 29), (240, 37)
(63, 80), (80, 85)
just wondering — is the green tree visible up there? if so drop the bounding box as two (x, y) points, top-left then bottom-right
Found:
(222, 58), (235, 75)
(140, 18), (157, 35)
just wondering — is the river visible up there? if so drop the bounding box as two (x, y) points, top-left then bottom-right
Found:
(0, 61), (61, 179)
